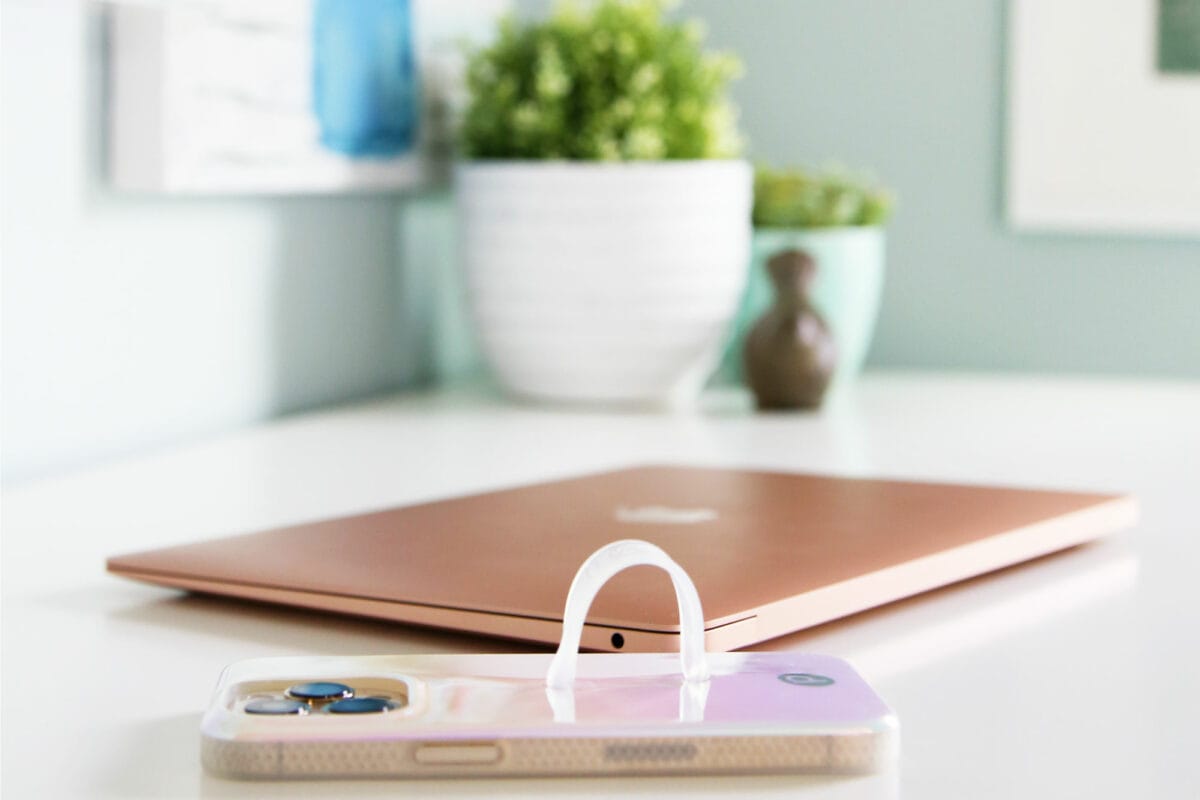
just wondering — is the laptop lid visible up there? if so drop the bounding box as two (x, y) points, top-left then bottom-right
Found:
(106, 465), (1137, 651)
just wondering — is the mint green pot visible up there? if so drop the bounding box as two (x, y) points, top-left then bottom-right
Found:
(718, 227), (886, 387)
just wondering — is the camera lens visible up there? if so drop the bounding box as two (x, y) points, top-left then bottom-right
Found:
(325, 696), (396, 714)
(285, 681), (355, 701)
(245, 698), (309, 715)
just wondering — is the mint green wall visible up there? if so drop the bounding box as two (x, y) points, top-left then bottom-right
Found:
(2, 5), (407, 482)
(688, 0), (1200, 377)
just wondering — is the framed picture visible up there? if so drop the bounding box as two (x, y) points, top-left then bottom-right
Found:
(107, 0), (506, 194)
(1007, 0), (1200, 236)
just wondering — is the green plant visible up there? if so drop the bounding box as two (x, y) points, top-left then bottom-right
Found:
(753, 166), (894, 228)
(461, 0), (742, 160)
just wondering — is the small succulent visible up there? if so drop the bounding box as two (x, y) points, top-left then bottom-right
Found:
(753, 166), (894, 228)
(461, 0), (743, 161)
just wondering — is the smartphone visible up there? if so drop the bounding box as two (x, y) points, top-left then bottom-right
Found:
(201, 651), (897, 779)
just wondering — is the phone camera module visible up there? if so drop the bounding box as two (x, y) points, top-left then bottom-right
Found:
(285, 681), (355, 701)
(244, 698), (310, 715)
(325, 697), (397, 714)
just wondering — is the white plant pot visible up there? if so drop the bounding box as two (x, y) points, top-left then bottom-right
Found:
(457, 160), (752, 406)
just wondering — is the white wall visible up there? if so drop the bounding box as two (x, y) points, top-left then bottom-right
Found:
(2, 1), (408, 483)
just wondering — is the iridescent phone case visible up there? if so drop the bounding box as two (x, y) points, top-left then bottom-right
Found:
(201, 651), (897, 778)
(203, 541), (897, 778)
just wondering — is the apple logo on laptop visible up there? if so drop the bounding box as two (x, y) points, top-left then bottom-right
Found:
(614, 506), (718, 525)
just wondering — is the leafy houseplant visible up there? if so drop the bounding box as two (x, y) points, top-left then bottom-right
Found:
(456, 0), (752, 406)
(753, 167), (893, 229)
(720, 165), (895, 386)
(461, 0), (741, 161)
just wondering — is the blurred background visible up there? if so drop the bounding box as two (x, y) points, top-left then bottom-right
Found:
(2, 0), (1198, 484)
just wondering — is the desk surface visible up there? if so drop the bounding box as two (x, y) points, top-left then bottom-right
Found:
(4, 373), (1199, 798)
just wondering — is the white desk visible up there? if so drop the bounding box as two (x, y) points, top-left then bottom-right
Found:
(4, 373), (1198, 798)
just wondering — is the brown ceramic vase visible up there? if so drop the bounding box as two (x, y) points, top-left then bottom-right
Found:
(743, 249), (836, 410)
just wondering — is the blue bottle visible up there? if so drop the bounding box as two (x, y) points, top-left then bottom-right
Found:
(313, 0), (418, 158)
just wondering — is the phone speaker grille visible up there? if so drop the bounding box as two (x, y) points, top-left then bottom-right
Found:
(604, 742), (698, 763)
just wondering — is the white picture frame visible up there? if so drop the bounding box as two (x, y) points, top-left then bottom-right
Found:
(1007, 0), (1200, 236)
(107, 0), (507, 195)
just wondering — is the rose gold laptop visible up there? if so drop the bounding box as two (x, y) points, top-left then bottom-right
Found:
(107, 465), (1137, 652)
